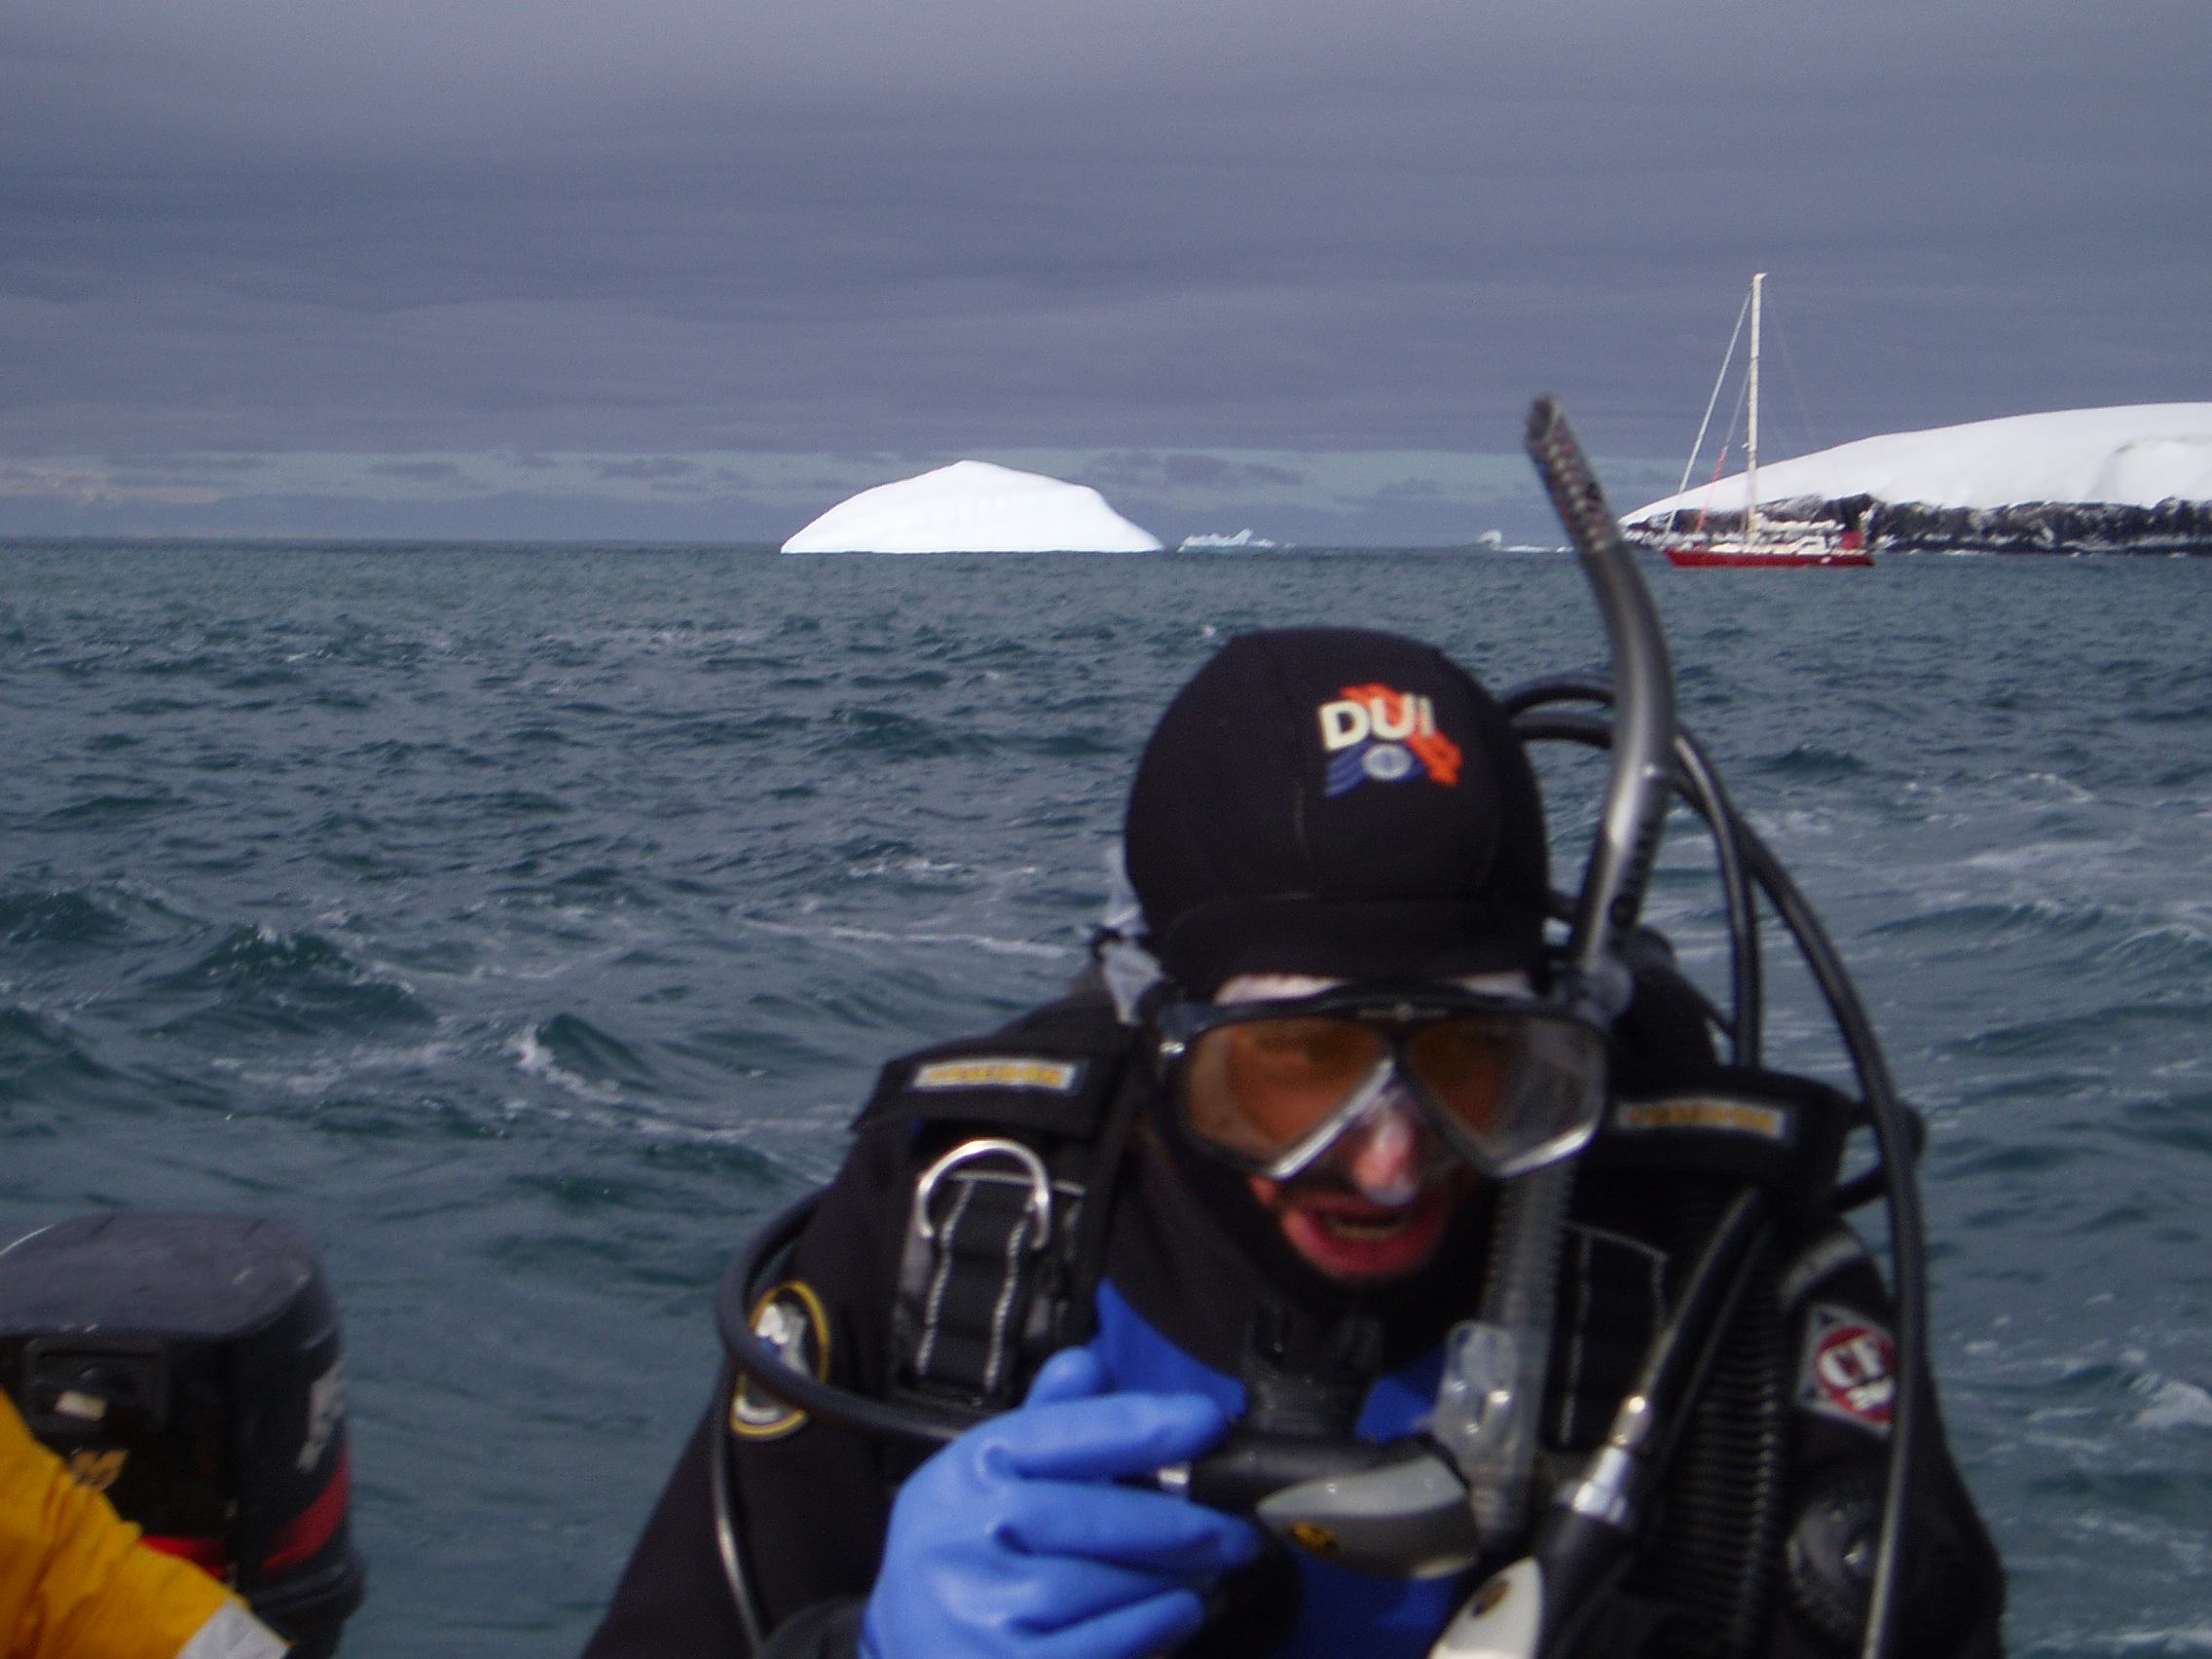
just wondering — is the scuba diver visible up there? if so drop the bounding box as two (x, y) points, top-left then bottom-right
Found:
(581, 410), (2004, 1659)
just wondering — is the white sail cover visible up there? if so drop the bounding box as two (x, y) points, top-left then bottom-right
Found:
(782, 461), (1163, 554)
(1627, 403), (2212, 522)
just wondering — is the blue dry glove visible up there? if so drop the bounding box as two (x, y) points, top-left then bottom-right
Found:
(861, 1347), (1259, 1659)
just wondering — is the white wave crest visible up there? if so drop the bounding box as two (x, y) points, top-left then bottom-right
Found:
(2133, 1376), (2212, 1431)
(739, 916), (1068, 960)
(510, 1025), (624, 1104)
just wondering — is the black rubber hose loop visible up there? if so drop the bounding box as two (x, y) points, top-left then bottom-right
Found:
(1505, 696), (1927, 1659)
(1508, 693), (1763, 1065)
(716, 1189), (969, 1449)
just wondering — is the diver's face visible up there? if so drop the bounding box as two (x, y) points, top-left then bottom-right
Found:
(1214, 972), (1496, 1284)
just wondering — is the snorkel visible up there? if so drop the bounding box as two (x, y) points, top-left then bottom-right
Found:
(1428, 403), (1932, 1659)
(1413, 402), (1691, 1655)
(1248, 400), (1677, 1575)
(1430, 399), (1680, 1553)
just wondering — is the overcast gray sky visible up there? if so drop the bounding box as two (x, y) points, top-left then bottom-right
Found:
(4, 0), (2204, 542)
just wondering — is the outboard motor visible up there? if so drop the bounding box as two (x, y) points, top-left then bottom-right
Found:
(0, 1213), (366, 1659)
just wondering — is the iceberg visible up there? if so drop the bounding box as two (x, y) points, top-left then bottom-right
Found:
(1625, 404), (2212, 554)
(781, 461), (1163, 554)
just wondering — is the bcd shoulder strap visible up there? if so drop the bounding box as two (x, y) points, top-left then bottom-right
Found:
(1583, 1063), (1856, 1226)
(851, 975), (1143, 1422)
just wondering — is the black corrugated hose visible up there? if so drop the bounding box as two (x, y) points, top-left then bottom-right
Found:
(1636, 1193), (1792, 1659)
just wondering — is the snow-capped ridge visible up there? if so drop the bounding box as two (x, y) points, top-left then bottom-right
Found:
(1629, 404), (2212, 521)
(1626, 404), (2212, 555)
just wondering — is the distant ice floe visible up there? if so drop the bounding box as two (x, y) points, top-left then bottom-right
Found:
(1178, 529), (1278, 550)
(781, 460), (1163, 554)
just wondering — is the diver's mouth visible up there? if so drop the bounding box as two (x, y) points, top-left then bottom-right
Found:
(1318, 1210), (1416, 1240)
(1276, 1187), (1455, 1282)
(1251, 1167), (1468, 1281)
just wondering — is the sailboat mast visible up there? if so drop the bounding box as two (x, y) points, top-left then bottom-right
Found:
(1746, 272), (1763, 545)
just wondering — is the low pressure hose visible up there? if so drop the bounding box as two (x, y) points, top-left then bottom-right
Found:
(708, 1357), (768, 1653)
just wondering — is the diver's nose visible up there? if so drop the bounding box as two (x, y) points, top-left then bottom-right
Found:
(1341, 1088), (1427, 1205)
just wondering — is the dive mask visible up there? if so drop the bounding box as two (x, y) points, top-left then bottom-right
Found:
(1153, 985), (1609, 1182)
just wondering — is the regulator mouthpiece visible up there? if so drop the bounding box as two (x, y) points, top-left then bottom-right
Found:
(1429, 1320), (1532, 1550)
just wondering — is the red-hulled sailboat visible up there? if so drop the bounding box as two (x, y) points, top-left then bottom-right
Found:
(1659, 274), (1873, 569)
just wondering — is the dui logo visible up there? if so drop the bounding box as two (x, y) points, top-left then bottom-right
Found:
(1797, 1303), (1896, 1435)
(1316, 683), (1463, 796)
(730, 1280), (831, 1442)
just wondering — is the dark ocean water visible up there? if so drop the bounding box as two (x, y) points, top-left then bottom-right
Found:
(2, 542), (2207, 1656)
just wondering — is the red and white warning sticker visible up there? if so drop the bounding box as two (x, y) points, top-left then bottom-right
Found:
(1796, 1303), (1896, 1435)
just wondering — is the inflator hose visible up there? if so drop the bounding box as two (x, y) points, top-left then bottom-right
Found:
(709, 1357), (768, 1653)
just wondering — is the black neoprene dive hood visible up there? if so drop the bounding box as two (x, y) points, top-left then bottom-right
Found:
(1123, 627), (1550, 998)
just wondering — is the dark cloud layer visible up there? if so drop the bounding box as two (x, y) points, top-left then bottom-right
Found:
(2, 0), (2204, 535)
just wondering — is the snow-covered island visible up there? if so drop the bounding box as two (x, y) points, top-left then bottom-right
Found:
(782, 461), (1163, 554)
(1625, 404), (2212, 554)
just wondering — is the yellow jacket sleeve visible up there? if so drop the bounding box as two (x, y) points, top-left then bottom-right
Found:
(0, 1391), (245, 1659)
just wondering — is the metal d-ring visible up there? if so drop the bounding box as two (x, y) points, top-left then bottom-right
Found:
(912, 1136), (1055, 1251)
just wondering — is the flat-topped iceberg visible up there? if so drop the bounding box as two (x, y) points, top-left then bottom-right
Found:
(1626, 404), (2212, 556)
(782, 461), (1163, 554)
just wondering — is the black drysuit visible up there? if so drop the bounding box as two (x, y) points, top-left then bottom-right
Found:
(583, 971), (2004, 1659)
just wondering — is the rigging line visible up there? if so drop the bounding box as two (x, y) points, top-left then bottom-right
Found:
(1692, 444), (1729, 535)
(1763, 291), (1823, 457)
(1694, 373), (1752, 532)
(1677, 285), (1755, 499)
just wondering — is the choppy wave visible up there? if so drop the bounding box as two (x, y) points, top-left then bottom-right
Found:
(513, 1014), (658, 1102)
(0, 886), (130, 947)
(0, 1007), (114, 1117)
(3, 543), (2209, 1654)
(146, 925), (436, 1038)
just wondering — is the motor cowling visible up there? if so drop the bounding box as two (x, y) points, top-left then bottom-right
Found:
(0, 1213), (365, 1659)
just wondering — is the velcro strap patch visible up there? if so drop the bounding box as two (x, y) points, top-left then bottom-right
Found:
(1585, 1065), (1851, 1208)
(1612, 1097), (1788, 1140)
(912, 1057), (1082, 1093)
(859, 1032), (1120, 1137)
